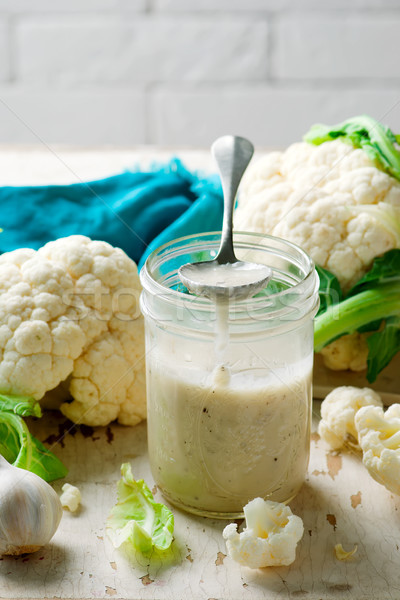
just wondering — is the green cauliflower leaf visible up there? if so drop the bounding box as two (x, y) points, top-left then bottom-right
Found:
(106, 463), (174, 554)
(0, 393), (67, 482)
(304, 114), (400, 182)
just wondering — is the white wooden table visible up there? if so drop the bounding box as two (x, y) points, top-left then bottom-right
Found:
(2, 406), (400, 600)
(0, 146), (399, 600)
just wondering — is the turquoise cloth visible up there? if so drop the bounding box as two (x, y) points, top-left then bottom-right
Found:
(0, 159), (223, 269)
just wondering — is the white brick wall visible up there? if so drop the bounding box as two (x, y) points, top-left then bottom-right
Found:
(273, 14), (400, 79)
(0, 88), (146, 144)
(150, 87), (400, 147)
(17, 18), (268, 84)
(0, 2), (399, 147)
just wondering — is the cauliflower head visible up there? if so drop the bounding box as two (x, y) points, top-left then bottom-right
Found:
(0, 235), (145, 427)
(222, 497), (304, 568)
(355, 404), (400, 495)
(235, 139), (400, 292)
(318, 386), (383, 450)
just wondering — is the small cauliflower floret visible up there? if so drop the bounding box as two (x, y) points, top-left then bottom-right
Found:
(355, 404), (400, 495)
(320, 332), (369, 372)
(0, 235), (145, 427)
(318, 386), (383, 450)
(60, 483), (81, 512)
(222, 498), (304, 568)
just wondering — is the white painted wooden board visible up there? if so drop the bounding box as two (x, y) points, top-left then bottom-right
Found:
(1, 403), (400, 600)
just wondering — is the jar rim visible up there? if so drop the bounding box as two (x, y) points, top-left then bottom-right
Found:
(140, 231), (319, 319)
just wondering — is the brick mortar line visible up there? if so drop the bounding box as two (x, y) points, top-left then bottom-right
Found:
(141, 7), (400, 16)
(1, 81), (400, 92)
(0, 11), (148, 18)
(272, 6), (400, 17)
(3, 13), (270, 24)
(63, 81), (400, 91)
(7, 10), (400, 28)
(1, 7), (400, 17)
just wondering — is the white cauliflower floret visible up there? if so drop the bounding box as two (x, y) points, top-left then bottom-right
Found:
(355, 404), (400, 495)
(66, 317), (146, 427)
(0, 235), (145, 427)
(222, 497), (304, 568)
(320, 332), (369, 372)
(318, 386), (383, 450)
(60, 483), (81, 512)
(235, 139), (400, 291)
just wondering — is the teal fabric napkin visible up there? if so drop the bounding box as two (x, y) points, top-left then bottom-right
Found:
(0, 159), (223, 268)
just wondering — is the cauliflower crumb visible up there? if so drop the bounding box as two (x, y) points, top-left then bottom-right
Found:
(60, 483), (81, 512)
(355, 404), (400, 495)
(334, 543), (358, 561)
(222, 497), (304, 568)
(318, 386), (383, 450)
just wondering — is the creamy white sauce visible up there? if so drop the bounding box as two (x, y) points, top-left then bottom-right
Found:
(147, 364), (312, 515)
(184, 261), (270, 287)
(147, 266), (310, 516)
(180, 260), (271, 301)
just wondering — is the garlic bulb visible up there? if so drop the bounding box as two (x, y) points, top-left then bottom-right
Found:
(0, 455), (63, 556)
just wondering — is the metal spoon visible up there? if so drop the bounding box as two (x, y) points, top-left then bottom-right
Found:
(179, 135), (272, 300)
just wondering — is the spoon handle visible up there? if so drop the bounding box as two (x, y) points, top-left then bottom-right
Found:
(211, 135), (254, 264)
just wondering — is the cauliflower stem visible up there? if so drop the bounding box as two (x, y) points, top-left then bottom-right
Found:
(315, 282), (400, 348)
(314, 249), (400, 382)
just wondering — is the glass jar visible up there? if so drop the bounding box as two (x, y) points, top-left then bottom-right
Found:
(140, 232), (319, 519)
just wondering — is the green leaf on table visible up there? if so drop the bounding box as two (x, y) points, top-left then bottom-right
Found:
(0, 410), (67, 482)
(106, 463), (174, 555)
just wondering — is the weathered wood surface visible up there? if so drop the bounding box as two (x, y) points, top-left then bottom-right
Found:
(1, 403), (400, 600)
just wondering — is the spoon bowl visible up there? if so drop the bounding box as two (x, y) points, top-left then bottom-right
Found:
(178, 135), (272, 300)
(179, 259), (271, 300)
